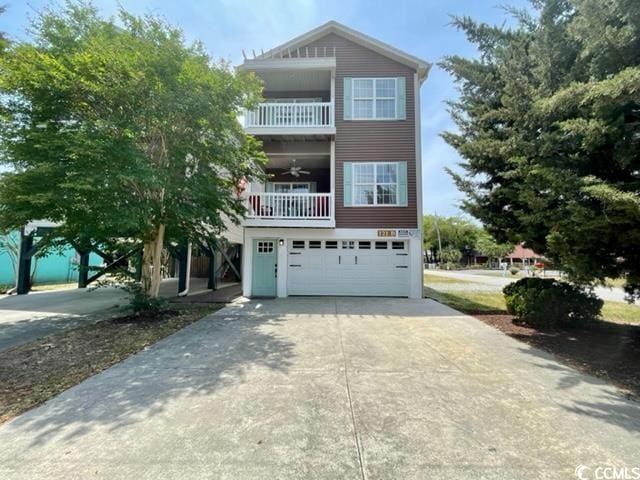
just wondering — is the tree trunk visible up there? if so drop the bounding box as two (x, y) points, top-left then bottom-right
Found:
(140, 224), (166, 297)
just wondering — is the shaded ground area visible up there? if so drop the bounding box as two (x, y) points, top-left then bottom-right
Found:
(477, 314), (640, 399)
(0, 278), (233, 352)
(0, 297), (639, 479)
(0, 288), (128, 352)
(170, 283), (242, 304)
(424, 278), (640, 399)
(0, 303), (222, 424)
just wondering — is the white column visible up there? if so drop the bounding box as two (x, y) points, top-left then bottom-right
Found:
(330, 72), (335, 126)
(409, 235), (423, 299)
(242, 230), (252, 297)
(330, 140), (336, 220)
(413, 72), (424, 300)
(276, 238), (288, 297)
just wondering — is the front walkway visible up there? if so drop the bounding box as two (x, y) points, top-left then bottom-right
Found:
(0, 297), (638, 479)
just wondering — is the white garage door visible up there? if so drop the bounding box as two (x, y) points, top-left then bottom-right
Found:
(287, 239), (410, 297)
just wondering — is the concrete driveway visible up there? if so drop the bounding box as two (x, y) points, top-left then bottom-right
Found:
(0, 297), (639, 479)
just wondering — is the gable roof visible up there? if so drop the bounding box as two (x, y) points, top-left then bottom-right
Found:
(255, 21), (432, 82)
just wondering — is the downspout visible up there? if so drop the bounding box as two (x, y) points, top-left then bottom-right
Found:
(177, 242), (192, 297)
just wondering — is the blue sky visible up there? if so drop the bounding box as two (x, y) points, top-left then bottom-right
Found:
(1, 0), (530, 219)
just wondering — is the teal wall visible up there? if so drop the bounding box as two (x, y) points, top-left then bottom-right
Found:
(0, 231), (103, 286)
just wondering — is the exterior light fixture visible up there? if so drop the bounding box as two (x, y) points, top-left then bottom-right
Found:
(279, 239), (284, 247)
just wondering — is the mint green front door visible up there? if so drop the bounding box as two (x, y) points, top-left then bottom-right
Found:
(251, 239), (277, 297)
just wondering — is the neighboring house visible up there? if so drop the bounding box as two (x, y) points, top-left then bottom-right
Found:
(238, 21), (431, 298)
(506, 245), (543, 266)
(0, 230), (102, 286)
(468, 244), (544, 268)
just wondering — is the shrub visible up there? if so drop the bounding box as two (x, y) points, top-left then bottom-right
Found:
(123, 282), (168, 314)
(503, 278), (602, 328)
(92, 269), (168, 315)
(509, 266), (520, 275)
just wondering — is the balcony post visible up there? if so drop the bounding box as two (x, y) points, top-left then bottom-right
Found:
(330, 73), (335, 127)
(331, 140), (336, 218)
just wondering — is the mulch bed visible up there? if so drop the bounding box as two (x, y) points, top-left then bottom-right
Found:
(475, 313), (640, 399)
(0, 304), (222, 424)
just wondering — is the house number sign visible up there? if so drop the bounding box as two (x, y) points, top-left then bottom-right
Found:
(377, 230), (397, 238)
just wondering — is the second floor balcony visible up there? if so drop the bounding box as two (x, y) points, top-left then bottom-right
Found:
(241, 148), (335, 228)
(243, 101), (335, 135)
(243, 192), (334, 228)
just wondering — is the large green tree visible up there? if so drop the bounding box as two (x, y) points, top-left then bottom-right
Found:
(0, 6), (7, 52)
(0, 2), (265, 296)
(423, 214), (480, 258)
(441, 0), (640, 299)
(475, 231), (514, 265)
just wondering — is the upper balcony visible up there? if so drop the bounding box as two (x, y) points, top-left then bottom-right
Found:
(239, 48), (336, 138)
(243, 101), (334, 136)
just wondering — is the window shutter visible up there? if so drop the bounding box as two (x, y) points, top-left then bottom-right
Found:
(396, 77), (406, 120)
(398, 161), (408, 206)
(343, 77), (352, 120)
(343, 162), (353, 206)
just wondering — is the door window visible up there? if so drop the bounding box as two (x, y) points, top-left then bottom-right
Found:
(257, 241), (274, 254)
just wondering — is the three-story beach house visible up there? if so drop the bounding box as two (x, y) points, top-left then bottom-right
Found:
(239, 21), (430, 298)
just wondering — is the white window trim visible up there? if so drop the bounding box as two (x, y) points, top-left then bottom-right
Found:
(270, 182), (312, 193)
(352, 162), (400, 206)
(351, 78), (397, 120)
(256, 240), (275, 254)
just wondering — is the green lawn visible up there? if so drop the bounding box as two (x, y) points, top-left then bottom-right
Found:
(602, 301), (640, 325)
(604, 277), (626, 288)
(423, 273), (474, 285)
(423, 286), (506, 313)
(424, 285), (640, 325)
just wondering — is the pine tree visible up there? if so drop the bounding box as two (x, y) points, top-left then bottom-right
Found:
(441, 0), (640, 299)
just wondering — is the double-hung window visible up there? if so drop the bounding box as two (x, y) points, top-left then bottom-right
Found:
(352, 78), (397, 120)
(353, 162), (399, 205)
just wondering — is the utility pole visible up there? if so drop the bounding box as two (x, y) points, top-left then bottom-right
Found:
(434, 212), (443, 264)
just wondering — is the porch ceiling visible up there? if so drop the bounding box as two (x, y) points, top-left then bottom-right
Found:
(263, 140), (330, 156)
(265, 155), (329, 169)
(257, 70), (331, 92)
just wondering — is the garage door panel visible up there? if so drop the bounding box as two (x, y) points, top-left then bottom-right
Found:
(287, 239), (409, 297)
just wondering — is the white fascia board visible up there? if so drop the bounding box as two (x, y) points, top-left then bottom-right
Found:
(245, 127), (336, 136)
(243, 219), (336, 228)
(239, 57), (336, 72)
(252, 21), (432, 81)
(243, 227), (420, 239)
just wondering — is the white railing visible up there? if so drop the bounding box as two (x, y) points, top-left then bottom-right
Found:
(244, 102), (334, 129)
(245, 193), (333, 220)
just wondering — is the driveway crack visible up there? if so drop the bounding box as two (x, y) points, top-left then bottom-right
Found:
(336, 309), (367, 480)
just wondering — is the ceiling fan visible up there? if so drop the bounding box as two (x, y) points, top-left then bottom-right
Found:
(281, 159), (310, 177)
